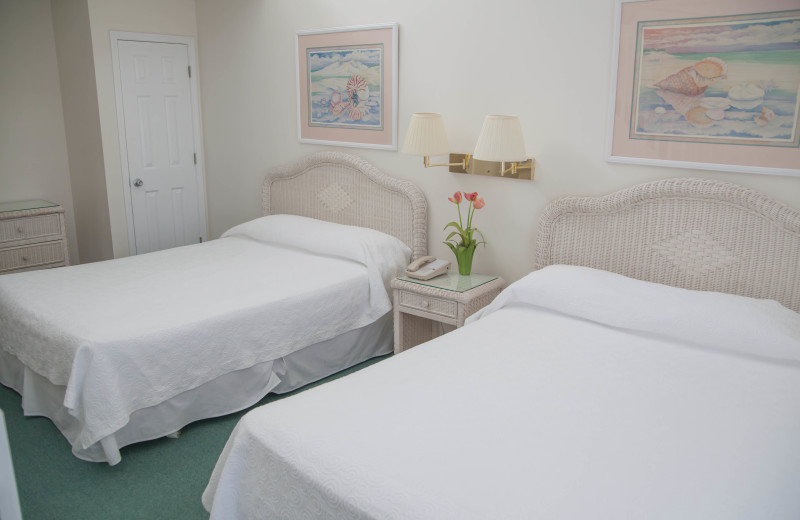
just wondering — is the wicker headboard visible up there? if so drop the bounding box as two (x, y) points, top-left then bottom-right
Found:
(262, 151), (428, 260)
(536, 178), (800, 313)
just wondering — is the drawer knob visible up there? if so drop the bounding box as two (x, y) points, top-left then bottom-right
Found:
(22, 255), (29, 262)
(421, 300), (429, 308)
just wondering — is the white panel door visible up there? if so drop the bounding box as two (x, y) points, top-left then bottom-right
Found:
(118, 40), (201, 254)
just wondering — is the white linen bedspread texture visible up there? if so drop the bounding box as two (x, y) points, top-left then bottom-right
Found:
(469, 265), (800, 363)
(204, 266), (800, 519)
(0, 215), (409, 456)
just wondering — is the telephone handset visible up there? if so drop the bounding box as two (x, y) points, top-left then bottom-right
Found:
(405, 256), (451, 280)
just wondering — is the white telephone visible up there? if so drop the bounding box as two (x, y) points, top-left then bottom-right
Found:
(405, 256), (450, 280)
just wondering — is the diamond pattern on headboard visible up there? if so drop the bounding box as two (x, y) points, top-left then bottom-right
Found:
(651, 229), (738, 276)
(317, 183), (354, 213)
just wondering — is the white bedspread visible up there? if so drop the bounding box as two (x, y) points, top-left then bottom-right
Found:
(203, 266), (800, 519)
(0, 215), (409, 462)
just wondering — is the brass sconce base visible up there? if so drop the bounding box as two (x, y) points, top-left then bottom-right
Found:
(448, 154), (534, 180)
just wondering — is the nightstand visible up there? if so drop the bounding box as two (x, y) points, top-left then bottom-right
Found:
(0, 200), (69, 275)
(391, 271), (505, 354)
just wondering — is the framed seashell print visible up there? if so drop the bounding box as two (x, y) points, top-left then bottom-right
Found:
(296, 23), (398, 150)
(607, 0), (800, 177)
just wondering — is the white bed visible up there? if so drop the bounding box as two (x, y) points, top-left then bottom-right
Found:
(0, 152), (427, 465)
(203, 178), (800, 519)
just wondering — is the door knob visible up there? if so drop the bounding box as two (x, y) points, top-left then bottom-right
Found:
(133, 178), (144, 187)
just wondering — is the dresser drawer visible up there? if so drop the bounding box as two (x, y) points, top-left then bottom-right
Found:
(398, 290), (457, 318)
(0, 241), (65, 272)
(0, 214), (61, 243)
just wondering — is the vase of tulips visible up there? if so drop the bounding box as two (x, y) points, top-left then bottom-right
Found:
(444, 191), (485, 276)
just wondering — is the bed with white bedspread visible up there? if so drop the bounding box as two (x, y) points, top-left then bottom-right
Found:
(203, 178), (800, 519)
(0, 152), (427, 465)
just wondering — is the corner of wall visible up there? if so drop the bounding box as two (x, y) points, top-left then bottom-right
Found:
(51, 0), (114, 263)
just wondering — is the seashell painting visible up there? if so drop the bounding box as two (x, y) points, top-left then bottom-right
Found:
(629, 10), (800, 150)
(614, 6), (800, 174)
(305, 45), (384, 129)
(297, 23), (395, 148)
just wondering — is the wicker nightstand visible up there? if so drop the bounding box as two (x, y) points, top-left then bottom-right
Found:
(391, 272), (505, 354)
(0, 200), (69, 275)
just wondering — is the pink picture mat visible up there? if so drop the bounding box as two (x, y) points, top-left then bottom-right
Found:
(297, 25), (396, 149)
(609, 0), (800, 175)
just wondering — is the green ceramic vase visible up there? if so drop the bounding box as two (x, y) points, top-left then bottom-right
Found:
(454, 243), (476, 275)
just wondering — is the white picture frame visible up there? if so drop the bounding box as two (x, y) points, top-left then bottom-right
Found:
(606, 0), (800, 177)
(296, 23), (399, 150)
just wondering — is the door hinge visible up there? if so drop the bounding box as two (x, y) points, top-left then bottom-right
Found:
(193, 153), (197, 165)
(188, 65), (191, 78)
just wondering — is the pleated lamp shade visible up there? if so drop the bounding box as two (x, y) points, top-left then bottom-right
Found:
(401, 113), (450, 156)
(472, 115), (527, 162)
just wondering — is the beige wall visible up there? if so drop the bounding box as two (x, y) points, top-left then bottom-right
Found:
(0, 0), (79, 263)
(86, 0), (199, 258)
(51, 0), (114, 264)
(196, 0), (800, 285)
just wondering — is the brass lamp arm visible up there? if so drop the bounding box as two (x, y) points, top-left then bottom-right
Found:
(501, 160), (533, 176)
(424, 155), (471, 170)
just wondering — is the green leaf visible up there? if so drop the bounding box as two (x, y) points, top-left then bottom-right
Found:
(443, 241), (458, 254)
(443, 221), (464, 234)
(473, 228), (487, 246)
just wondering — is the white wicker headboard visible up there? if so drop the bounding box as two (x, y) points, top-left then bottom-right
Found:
(262, 152), (428, 260)
(536, 178), (800, 313)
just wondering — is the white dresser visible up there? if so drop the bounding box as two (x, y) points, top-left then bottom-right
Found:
(0, 200), (70, 274)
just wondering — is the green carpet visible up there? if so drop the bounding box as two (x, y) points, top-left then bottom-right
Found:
(0, 354), (389, 520)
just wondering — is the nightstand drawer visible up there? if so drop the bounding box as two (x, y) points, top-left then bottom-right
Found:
(398, 290), (457, 318)
(0, 241), (65, 272)
(0, 214), (61, 243)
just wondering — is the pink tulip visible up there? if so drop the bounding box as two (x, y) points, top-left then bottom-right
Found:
(464, 192), (478, 202)
(448, 191), (462, 204)
(473, 197), (485, 209)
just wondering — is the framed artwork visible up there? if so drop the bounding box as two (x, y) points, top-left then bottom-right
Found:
(607, 0), (800, 176)
(296, 23), (398, 150)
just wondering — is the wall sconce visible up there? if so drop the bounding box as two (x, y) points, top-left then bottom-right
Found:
(401, 113), (469, 170)
(401, 113), (534, 180)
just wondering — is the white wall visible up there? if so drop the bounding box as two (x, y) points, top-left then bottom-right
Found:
(51, 0), (114, 264)
(0, 0), (79, 263)
(198, 0), (800, 285)
(86, 0), (199, 258)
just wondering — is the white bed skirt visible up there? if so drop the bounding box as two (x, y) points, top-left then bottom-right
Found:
(0, 313), (392, 464)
